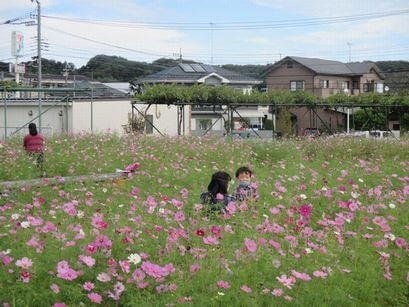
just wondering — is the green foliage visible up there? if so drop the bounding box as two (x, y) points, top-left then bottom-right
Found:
(276, 108), (294, 136)
(0, 80), (19, 89)
(137, 84), (409, 107)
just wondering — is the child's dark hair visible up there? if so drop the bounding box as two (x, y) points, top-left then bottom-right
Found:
(28, 123), (38, 136)
(235, 166), (252, 178)
(208, 171), (231, 197)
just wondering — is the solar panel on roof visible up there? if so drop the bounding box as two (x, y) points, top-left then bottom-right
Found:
(191, 64), (206, 72)
(202, 64), (216, 73)
(179, 63), (195, 72)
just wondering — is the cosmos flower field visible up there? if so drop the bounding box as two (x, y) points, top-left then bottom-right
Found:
(0, 134), (408, 306)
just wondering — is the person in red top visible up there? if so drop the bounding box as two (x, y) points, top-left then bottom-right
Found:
(24, 123), (45, 176)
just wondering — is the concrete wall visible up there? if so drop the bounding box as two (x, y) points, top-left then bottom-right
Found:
(0, 103), (67, 139)
(132, 103), (189, 136)
(72, 100), (131, 134)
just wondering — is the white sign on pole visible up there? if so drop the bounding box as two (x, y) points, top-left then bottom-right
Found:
(11, 31), (24, 57)
(8, 63), (26, 74)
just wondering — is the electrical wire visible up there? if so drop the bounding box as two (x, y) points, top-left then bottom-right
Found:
(41, 8), (409, 30)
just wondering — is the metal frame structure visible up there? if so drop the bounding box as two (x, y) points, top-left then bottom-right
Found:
(0, 87), (91, 139)
(131, 100), (408, 138)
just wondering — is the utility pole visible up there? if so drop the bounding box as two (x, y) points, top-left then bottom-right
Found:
(210, 22), (214, 64)
(347, 42), (351, 62)
(32, 0), (42, 132)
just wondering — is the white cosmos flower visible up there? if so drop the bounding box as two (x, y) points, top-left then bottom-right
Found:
(11, 214), (20, 220)
(299, 194), (307, 199)
(217, 292), (225, 296)
(351, 192), (360, 199)
(77, 211), (85, 219)
(21, 221), (30, 228)
(384, 233), (396, 241)
(389, 203), (396, 209)
(358, 178), (364, 183)
(128, 253), (141, 265)
(304, 248), (313, 254)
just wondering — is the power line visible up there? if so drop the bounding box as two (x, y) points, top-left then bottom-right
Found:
(43, 25), (170, 58)
(41, 8), (409, 30)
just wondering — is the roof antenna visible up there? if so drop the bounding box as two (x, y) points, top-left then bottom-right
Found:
(347, 42), (352, 62)
(179, 48), (182, 64)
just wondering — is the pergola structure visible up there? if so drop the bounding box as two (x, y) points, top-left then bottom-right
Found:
(131, 99), (408, 138)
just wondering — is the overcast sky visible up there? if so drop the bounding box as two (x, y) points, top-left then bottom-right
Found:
(1, 0), (409, 68)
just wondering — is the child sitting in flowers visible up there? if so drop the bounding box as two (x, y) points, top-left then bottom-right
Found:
(234, 166), (259, 202)
(200, 171), (236, 212)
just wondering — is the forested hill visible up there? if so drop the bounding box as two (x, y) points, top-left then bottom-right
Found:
(1, 56), (408, 90)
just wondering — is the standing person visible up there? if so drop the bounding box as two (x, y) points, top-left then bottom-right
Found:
(234, 166), (259, 202)
(23, 123), (45, 177)
(200, 171), (236, 213)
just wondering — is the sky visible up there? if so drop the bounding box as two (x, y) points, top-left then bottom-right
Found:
(0, 0), (409, 68)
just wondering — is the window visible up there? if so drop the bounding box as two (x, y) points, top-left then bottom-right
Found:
(320, 80), (329, 88)
(363, 83), (373, 92)
(352, 81), (359, 90)
(392, 124), (400, 130)
(196, 119), (212, 131)
(376, 83), (384, 93)
(339, 81), (349, 90)
(287, 62), (293, 69)
(290, 80), (305, 91)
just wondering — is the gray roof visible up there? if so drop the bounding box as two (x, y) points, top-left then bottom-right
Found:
(136, 63), (261, 85)
(267, 56), (383, 77)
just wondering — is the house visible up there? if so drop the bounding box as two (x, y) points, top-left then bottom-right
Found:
(136, 63), (266, 135)
(263, 56), (387, 135)
(0, 75), (135, 139)
(265, 56), (385, 98)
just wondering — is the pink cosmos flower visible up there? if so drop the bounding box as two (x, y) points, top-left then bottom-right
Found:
(50, 283), (60, 294)
(203, 236), (219, 245)
(291, 270), (311, 281)
(119, 260), (130, 273)
(20, 271), (32, 282)
(240, 285), (252, 293)
(97, 272), (111, 282)
(174, 211), (185, 222)
(217, 280), (231, 289)
(141, 261), (167, 278)
(190, 263), (200, 274)
(244, 238), (257, 253)
(88, 292), (102, 304)
(79, 255), (95, 267)
(53, 304), (65, 307)
(396, 238), (406, 248)
(272, 288), (283, 297)
(132, 268), (146, 281)
(299, 204), (312, 217)
(313, 270), (328, 278)
(276, 274), (296, 289)
(226, 202), (236, 215)
(83, 281), (95, 291)
(16, 257), (33, 269)
(216, 193), (224, 200)
(2, 255), (12, 265)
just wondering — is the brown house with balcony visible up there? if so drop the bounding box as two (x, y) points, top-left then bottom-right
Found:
(263, 56), (385, 135)
(265, 56), (385, 98)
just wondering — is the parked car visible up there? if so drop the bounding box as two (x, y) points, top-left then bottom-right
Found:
(302, 128), (321, 138)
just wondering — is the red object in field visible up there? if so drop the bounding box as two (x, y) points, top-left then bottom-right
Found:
(24, 134), (44, 152)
